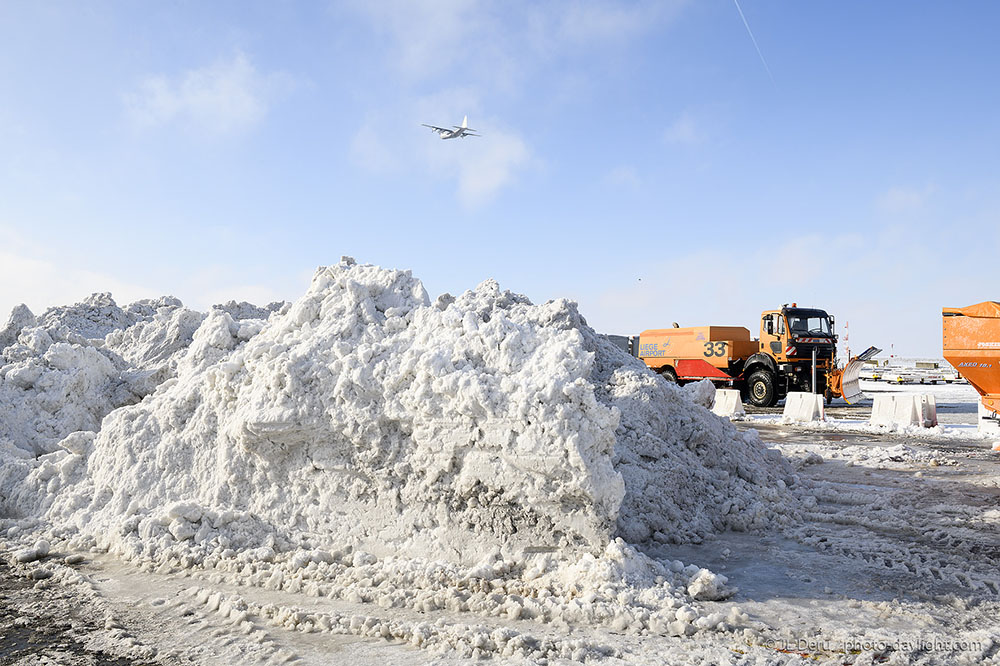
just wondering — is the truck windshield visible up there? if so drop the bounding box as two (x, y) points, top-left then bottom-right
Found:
(786, 312), (832, 337)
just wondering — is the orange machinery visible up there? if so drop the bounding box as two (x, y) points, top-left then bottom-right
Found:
(635, 306), (875, 407)
(942, 301), (1000, 414)
(637, 325), (759, 382)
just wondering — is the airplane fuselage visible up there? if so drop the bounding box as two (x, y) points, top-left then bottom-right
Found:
(423, 116), (479, 139)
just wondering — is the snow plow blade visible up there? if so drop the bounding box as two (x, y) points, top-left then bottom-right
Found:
(830, 346), (881, 404)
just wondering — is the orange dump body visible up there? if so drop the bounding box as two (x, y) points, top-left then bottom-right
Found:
(638, 326), (759, 379)
(942, 301), (1000, 413)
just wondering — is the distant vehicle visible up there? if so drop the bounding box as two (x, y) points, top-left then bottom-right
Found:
(941, 369), (964, 383)
(882, 368), (926, 384)
(860, 366), (881, 381)
(918, 371), (946, 384)
(422, 115), (480, 139)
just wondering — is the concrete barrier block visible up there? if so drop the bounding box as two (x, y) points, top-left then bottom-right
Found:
(869, 395), (891, 426)
(782, 392), (825, 422)
(870, 394), (937, 428)
(870, 394), (917, 426)
(712, 389), (745, 418)
(978, 402), (1000, 435)
(918, 394), (937, 427)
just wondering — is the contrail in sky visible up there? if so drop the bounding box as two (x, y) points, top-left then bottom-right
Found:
(733, 0), (775, 85)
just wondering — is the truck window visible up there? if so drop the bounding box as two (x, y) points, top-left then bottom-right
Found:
(786, 314), (832, 336)
(777, 317), (785, 335)
(763, 315), (773, 335)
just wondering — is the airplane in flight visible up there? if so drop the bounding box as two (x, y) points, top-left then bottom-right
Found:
(422, 115), (480, 139)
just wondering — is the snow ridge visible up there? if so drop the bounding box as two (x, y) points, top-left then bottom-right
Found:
(1, 259), (798, 647)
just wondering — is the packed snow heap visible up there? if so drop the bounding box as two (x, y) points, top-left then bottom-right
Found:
(1, 259), (794, 570)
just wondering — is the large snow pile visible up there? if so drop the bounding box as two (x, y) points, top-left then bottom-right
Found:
(1, 259), (798, 644)
(0, 293), (285, 458)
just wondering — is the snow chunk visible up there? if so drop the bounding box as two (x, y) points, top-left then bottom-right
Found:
(0, 303), (35, 351)
(683, 379), (716, 410)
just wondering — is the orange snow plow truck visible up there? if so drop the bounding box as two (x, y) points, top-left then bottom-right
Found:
(942, 301), (1000, 416)
(631, 305), (878, 407)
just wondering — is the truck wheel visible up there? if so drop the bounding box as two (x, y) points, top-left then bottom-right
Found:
(747, 370), (776, 407)
(659, 367), (678, 383)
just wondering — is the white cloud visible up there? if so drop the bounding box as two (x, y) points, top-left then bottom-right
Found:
(123, 51), (288, 134)
(877, 185), (935, 213)
(453, 130), (530, 205)
(0, 247), (155, 321)
(351, 0), (485, 78)
(175, 260), (305, 311)
(0, 224), (305, 322)
(351, 120), (402, 173)
(348, 1), (684, 85)
(350, 89), (532, 205)
(343, 2), (688, 204)
(580, 223), (996, 358)
(663, 111), (701, 144)
(0, 247), (297, 323)
(554, 2), (676, 44)
(606, 165), (640, 189)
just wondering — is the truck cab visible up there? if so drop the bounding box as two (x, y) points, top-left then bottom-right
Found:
(743, 306), (837, 405)
(760, 308), (836, 361)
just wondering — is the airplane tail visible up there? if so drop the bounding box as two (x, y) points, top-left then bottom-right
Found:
(461, 115), (468, 129)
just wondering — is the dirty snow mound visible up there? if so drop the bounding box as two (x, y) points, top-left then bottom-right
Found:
(32, 292), (138, 341)
(594, 351), (794, 544)
(5, 259), (793, 561)
(1, 260), (799, 650)
(0, 292), (257, 457)
(682, 379), (716, 409)
(212, 299), (288, 321)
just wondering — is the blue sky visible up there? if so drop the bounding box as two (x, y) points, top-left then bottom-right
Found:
(1, 1), (997, 356)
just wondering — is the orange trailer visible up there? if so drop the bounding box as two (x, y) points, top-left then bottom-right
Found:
(637, 326), (759, 382)
(942, 301), (1000, 414)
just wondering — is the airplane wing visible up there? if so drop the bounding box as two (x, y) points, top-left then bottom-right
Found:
(422, 124), (450, 134)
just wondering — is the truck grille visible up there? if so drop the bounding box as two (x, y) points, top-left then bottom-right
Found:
(790, 342), (834, 360)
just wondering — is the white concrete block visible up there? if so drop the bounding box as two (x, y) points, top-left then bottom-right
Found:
(782, 392), (825, 422)
(918, 394), (937, 427)
(870, 394), (937, 428)
(712, 389), (745, 418)
(870, 394), (917, 426)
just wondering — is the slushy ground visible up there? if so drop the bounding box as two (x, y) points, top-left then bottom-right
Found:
(3, 379), (998, 665)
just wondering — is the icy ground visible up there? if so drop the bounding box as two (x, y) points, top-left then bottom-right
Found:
(3, 414), (997, 664)
(2, 269), (999, 664)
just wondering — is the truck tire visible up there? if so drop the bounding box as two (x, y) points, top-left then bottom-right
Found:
(659, 367), (678, 383)
(747, 370), (776, 407)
